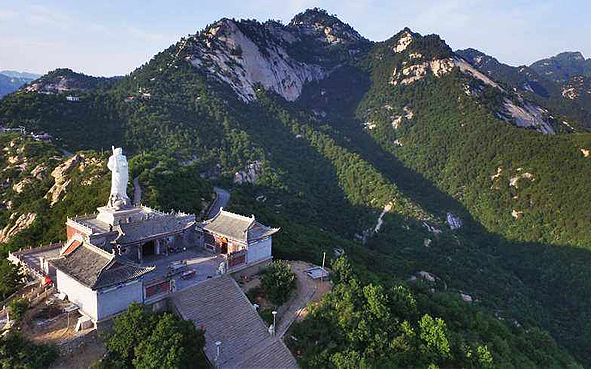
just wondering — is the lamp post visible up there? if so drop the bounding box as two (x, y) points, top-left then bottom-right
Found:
(215, 341), (221, 365)
(272, 310), (277, 336)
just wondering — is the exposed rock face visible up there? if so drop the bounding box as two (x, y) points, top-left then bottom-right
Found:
(373, 202), (392, 233)
(391, 58), (455, 85)
(512, 209), (524, 219)
(446, 213), (462, 229)
(501, 99), (555, 134)
(509, 170), (534, 187)
(12, 178), (32, 193)
(0, 213), (36, 243)
(188, 19), (327, 102)
(460, 293), (473, 302)
(490, 167), (503, 180)
(453, 57), (502, 89)
(561, 76), (591, 101)
(31, 164), (47, 179)
(423, 222), (442, 234)
(393, 31), (413, 53)
(581, 149), (590, 157)
(25, 75), (81, 94)
(418, 271), (436, 282)
(234, 160), (263, 184)
(45, 154), (81, 206)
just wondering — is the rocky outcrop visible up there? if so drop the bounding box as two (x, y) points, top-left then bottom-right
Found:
(460, 293), (473, 302)
(393, 31), (413, 53)
(45, 154), (81, 206)
(373, 202), (392, 233)
(188, 19), (327, 102)
(0, 213), (36, 243)
(234, 161), (263, 184)
(509, 170), (534, 188)
(446, 213), (462, 229)
(391, 58), (455, 85)
(422, 222), (442, 234)
(501, 99), (555, 134)
(31, 164), (47, 179)
(12, 178), (32, 193)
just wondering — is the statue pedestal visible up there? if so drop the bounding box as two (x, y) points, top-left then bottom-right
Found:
(96, 206), (144, 226)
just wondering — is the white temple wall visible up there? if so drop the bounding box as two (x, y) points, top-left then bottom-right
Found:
(247, 237), (272, 264)
(96, 280), (143, 320)
(56, 270), (98, 321)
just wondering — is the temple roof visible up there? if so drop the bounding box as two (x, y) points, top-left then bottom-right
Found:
(200, 209), (279, 242)
(49, 242), (153, 290)
(114, 215), (195, 245)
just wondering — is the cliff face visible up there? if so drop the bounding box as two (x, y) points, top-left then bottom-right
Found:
(187, 19), (327, 102)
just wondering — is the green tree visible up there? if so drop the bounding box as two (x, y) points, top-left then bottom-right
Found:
(261, 260), (297, 305)
(8, 298), (29, 324)
(100, 303), (207, 369)
(104, 303), (155, 366)
(0, 332), (58, 369)
(419, 314), (451, 363)
(0, 260), (23, 300)
(133, 313), (207, 369)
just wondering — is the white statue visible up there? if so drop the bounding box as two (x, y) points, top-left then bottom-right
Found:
(107, 146), (131, 210)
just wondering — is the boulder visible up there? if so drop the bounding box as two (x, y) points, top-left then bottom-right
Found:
(0, 213), (37, 243)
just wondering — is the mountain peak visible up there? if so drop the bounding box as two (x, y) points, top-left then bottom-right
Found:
(555, 51), (585, 61)
(530, 50), (589, 82)
(288, 8), (365, 45)
(289, 8), (339, 27)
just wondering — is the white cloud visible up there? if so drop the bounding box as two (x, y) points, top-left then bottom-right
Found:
(27, 4), (73, 29)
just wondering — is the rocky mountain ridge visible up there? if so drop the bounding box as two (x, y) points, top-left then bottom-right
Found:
(23, 68), (119, 95)
(530, 51), (591, 82)
(457, 48), (591, 130)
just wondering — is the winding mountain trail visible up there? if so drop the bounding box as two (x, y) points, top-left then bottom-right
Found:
(208, 187), (230, 218)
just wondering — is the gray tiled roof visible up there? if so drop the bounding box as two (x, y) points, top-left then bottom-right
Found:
(172, 276), (298, 368)
(50, 243), (153, 290)
(115, 216), (194, 244)
(201, 210), (279, 242)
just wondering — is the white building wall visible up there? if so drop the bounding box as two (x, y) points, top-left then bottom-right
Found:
(96, 280), (144, 321)
(56, 270), (98, 321)
(247, 237), (272, 264)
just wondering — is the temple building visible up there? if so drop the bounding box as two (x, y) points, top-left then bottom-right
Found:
(66, 205), (196, 263)
(11, 147), (280, 325)
(198, 208), (278, 270)
(49, 241), (153, 321)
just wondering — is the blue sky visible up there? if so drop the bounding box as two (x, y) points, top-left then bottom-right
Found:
(1, 0), (589, 76)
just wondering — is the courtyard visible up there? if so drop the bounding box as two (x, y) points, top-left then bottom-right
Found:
(140, 247), (225, 291)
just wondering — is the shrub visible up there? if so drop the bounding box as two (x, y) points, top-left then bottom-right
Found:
(8, 298), (29, 323)
(260, 260), (296, 305)
(0, 332), (58, 369)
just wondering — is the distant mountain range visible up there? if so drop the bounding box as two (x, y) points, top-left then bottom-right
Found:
(0, 70), (41, 99)
(456, 48), (591, 124)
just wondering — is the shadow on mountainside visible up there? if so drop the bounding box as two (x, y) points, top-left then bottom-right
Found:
(286, 65), (591, 364)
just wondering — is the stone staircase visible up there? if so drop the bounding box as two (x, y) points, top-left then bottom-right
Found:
(171, 275), (298, 368)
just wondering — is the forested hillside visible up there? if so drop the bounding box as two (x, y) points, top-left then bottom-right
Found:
(1, 7), (591, 368)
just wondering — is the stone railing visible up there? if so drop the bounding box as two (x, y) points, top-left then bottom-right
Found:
(66, 218), (94, 234)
